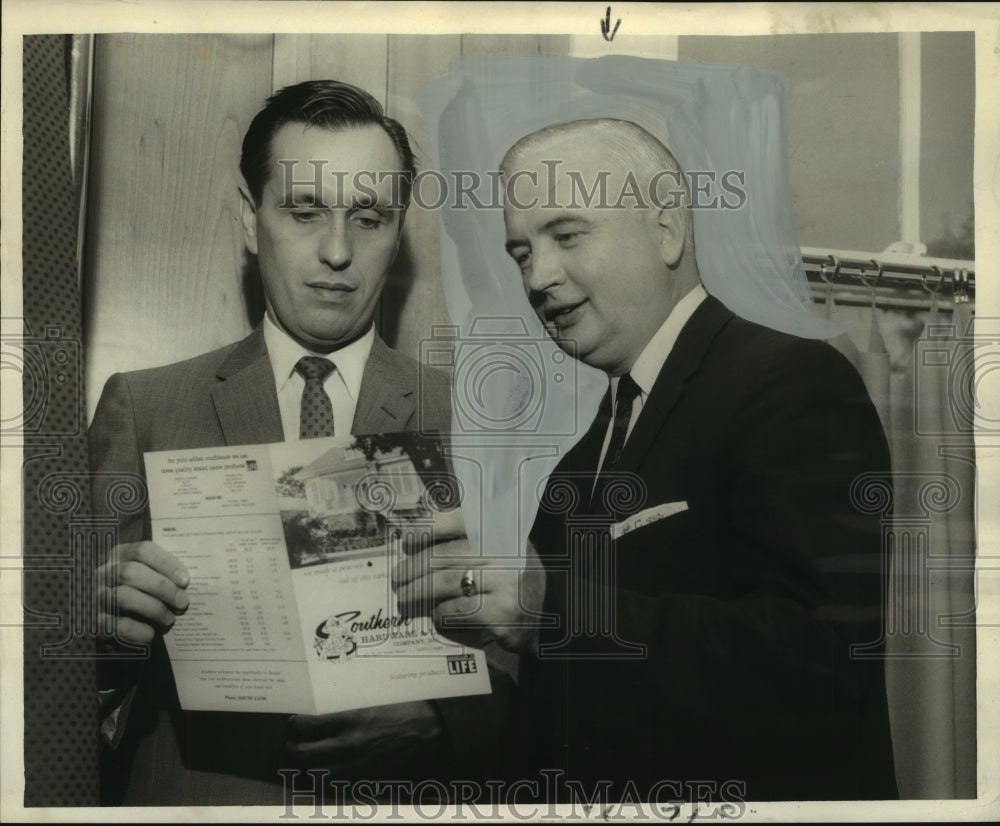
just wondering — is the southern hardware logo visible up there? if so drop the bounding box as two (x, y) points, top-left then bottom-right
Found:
(313, 615), (358, 661)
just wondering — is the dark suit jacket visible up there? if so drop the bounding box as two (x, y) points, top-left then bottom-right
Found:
(522, 296), (898, 801)
(89, 327), (511, 804)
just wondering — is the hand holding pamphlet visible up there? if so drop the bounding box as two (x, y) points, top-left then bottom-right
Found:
(144, 432), (490, 714)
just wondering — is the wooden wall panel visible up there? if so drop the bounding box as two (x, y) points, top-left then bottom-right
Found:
(84, 33), (273, 418)
(272, 34), (389, 103)
(460, 33), (572, 56)
(383, 34), (462, 354)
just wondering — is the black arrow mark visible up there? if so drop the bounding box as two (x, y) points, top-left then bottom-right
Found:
(601, 6), (622, 41)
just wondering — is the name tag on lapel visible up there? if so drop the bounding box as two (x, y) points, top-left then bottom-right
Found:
(610, 501), (689, 540)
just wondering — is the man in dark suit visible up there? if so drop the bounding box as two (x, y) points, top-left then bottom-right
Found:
(89, 80), (510, 805)
(394, 118), (898, 801)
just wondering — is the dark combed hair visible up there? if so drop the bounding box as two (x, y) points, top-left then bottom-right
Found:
(240, 79), (416, 207)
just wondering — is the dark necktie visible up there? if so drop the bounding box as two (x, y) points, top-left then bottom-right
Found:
(295, 356), (336, 439)
(600, 373), (641, 472)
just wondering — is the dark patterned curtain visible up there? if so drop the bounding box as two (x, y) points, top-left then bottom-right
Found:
(21, 34), (99, 806)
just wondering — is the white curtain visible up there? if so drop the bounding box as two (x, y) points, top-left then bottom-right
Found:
(823, 285), (977, 798)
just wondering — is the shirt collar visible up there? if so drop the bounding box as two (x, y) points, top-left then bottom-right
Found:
(262, 313), (374, 401)
(623, 284), (708, 398)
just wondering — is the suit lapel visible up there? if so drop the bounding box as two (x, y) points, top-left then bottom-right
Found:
(614, 295), (734, 473)
(212, 327), (284, 445)
(352, 335), (416, 433)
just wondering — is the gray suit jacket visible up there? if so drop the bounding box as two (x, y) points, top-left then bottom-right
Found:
(91, 327), (451, 543)
(89, 327), (508, 805)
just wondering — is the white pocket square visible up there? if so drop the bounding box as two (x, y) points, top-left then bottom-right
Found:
(610, 501), (688, 540)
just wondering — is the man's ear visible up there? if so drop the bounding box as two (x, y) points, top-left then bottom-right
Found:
(238, 180), (259, 256)
(656, 205), (688, 269)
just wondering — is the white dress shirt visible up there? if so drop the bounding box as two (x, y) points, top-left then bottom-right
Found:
(262, 313), (374, 441)
(597, 284), (707, 469)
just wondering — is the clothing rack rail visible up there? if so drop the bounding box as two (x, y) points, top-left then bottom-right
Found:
(800, 247), (975, 312)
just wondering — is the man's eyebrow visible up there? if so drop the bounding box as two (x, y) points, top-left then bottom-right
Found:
(505, 237), (528, 255)
(278, 192), (392, 214)
(281, 190), (324, 207)
(540, 215), (591, 233)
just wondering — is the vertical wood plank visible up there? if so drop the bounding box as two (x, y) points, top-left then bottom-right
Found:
(461, 34), (541, 56)
(272, 34), (389, 102)
(460, 34), (571, 57)
(383, 34), (462, 357)
(84, 33), (274, 419)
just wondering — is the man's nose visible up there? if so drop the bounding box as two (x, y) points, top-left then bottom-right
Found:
(524, 245), (563, 296)
(319, 217), (352, 270)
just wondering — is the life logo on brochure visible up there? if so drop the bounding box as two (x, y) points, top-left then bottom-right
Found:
(313, 615), (358, 662)
(446, 654), (478, 675)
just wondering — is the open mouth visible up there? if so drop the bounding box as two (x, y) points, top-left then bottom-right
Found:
(545, 299), (587, 327)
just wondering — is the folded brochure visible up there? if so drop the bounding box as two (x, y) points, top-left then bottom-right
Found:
(144, 432), (490, 714)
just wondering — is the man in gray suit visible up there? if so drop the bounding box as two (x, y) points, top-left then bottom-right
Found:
(90, 80), (509, 805)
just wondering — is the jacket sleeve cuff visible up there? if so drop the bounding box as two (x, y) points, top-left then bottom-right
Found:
(98, 683), (138, 750)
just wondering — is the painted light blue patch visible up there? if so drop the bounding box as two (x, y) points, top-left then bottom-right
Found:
(415, 54), (837, 553)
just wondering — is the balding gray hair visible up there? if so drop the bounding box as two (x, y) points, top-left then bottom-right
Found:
(500, 118), (690, 210)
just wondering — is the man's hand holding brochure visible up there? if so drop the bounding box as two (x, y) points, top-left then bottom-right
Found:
(141, 432), (490, 715)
